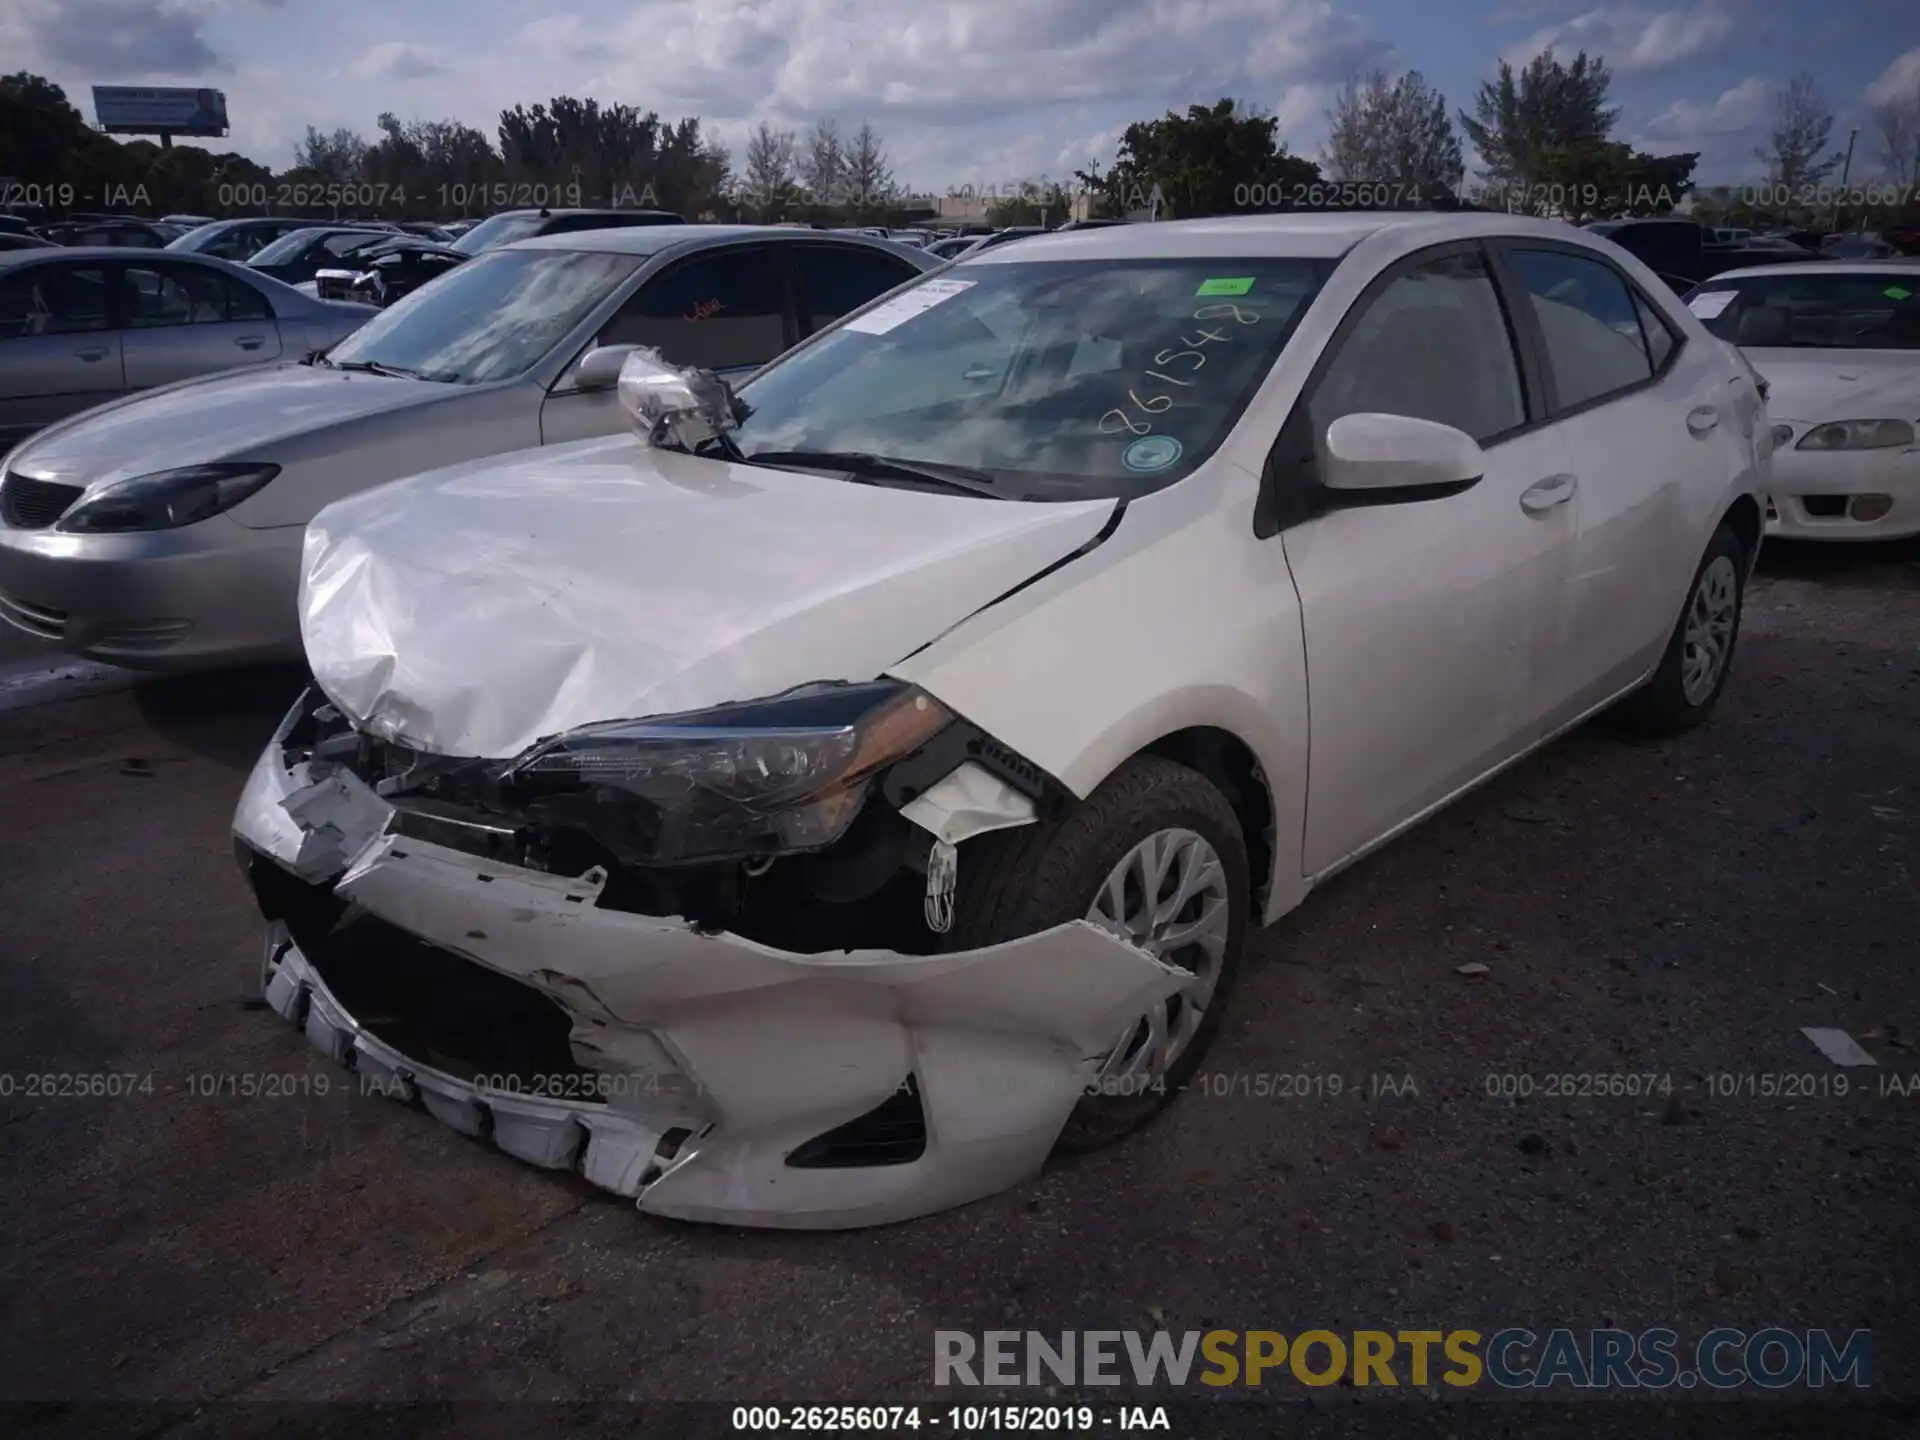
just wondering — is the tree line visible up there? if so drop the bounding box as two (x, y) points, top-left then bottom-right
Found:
(5, 53), (1918, 230)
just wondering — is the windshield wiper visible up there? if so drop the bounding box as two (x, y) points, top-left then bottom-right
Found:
(332, 359), (434, 380)
(742, 449), (1002, 499)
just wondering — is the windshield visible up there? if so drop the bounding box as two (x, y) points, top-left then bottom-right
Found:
(451, 213), (548, 255)
(164, 223), (224, 252)
(730, 257), (1331, 500)
(326, 248), (640, 383)
(1688, 271), (1920, 350)
(248, 229), (338, 265)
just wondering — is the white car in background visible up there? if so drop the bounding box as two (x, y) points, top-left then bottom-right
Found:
(234, 212), (1767, 1230)
(1687, 261), (1920, 539)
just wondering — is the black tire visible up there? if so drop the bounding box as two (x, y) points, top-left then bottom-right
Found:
(1611, 522), (1747, 736)
(946, 754), (1249, 1151)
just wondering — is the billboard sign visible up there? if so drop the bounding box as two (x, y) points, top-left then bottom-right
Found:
(93, 86), (229, 137)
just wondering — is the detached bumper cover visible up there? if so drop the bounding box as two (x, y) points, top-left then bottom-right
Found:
(233, 739), (1184, 1229)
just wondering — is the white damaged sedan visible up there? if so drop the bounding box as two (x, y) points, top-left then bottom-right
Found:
(234, 213), (1769, 1228)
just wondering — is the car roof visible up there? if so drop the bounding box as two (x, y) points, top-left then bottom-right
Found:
(506, 223), (931, 263)
(1698, 259), (1920, 282)
(962, 210), (1586, 262)
(0, 247), (286, 277)
(486, 208), (682, 221)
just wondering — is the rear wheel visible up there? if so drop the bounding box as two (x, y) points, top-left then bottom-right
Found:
(1611, 523), (1747, 735)
(946, 755), (1249, 1151)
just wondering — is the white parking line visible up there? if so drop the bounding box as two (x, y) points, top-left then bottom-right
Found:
(1801, 1027), (1879, 1067)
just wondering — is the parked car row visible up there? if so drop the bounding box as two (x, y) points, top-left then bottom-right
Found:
(1683, 257), (1920, 540)
(0, 225), (936, 662)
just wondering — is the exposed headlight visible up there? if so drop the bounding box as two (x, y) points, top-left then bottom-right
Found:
(56, 464), (280, 533)
(501, 680), (953, 866)
(1795, 420), (1915, 452)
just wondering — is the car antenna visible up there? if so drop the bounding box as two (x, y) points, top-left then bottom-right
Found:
(539, 206), (551, 218)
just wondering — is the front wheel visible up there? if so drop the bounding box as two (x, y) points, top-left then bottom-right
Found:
(946, 755), (1250, 1151)
(1611, 522), (1747, 735)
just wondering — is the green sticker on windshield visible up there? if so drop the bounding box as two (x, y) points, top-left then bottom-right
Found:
(1196, 277), (1255, 296)
(1886, 285), (1913, 300)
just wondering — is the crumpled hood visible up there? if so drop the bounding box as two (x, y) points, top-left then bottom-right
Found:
(1746, 349), (1920, 423)
(7, 364), (452, 490)
(301, 437), (1118, 758)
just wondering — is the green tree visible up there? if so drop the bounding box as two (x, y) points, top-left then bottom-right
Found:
(1325, 70), (1464, 193)
(1458, 50), (1617, 200)
(986, 179), (1076, 227)
(1757, 73), (1842, 191)
(1075, 99), (1319, 219)
(291, 125), (370, 184)
(737, 121), (797, 220)
(1533, 138), (1698, 220)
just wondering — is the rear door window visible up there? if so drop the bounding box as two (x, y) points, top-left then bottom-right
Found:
(789, 243), (923, 333)
(601, 245), (793, 369)
(122, 263), (273, 326)
(1507, 249), (1655, 410)
(0, 264), (114, 336)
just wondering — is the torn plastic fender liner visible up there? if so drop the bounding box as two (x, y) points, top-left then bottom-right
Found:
(232, 731), (393, 884)
(333, 831), (1186, 1228)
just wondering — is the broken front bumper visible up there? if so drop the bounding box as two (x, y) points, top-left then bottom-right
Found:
(232, 730), (1183, 1229)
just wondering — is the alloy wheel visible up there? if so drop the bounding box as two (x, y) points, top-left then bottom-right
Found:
(1085, 827), (1232, 1089)
(1682, 554), (1739, 705)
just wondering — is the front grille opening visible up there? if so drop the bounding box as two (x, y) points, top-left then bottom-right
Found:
(1800, 494), (1847, 518)
(787, 1075), (928, 1169)
(306, 914), (596, 1092)
(1, 473), (85, 529)
(242, 847), (347, 955)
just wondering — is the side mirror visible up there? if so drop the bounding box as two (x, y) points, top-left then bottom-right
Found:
(616, 347), (741, 450)
(572, 343), (641, 393)
(1322, 413), (1484, 497)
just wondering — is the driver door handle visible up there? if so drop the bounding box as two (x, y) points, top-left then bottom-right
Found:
(1687, 404), (1721, 435)
(1520, 472), (1577, 514)
(75, 345), (109, 362)
(235, 336), (265, 350)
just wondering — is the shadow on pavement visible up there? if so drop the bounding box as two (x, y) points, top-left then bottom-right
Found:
(1757, 534), (1920, 583)
(131, 662), (311, 770)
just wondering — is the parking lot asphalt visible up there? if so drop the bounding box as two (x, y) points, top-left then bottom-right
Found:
(1, 542), (1916, 1433)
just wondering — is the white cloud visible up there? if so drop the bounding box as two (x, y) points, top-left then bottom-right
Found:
(6, 0), (1395, 182)
(350, 41), (443, 81)
(1, 0), (225, 75)
(1863, 47), (1920, 107)
(1640, 74), (1770, 139)
(1504, 4), (1736, 75)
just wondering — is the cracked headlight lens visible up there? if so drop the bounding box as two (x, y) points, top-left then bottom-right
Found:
(56, 463), (280, 533)
(1795, 420), (1914, 451)
(502, 680), (952, 865)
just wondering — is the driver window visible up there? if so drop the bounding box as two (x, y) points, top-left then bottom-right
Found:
(1309, 250), (1527, 447)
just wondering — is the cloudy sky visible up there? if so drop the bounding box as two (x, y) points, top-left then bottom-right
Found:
(4, 0), (1918, 191)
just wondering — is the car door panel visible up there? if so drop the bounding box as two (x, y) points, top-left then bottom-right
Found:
(1274, 243), (1580, 875)
(0, 262), (124, 439)
(1285, 425), (1577, 873)
(119, 261), (284, 392)
(1495, 243), (1732, 714)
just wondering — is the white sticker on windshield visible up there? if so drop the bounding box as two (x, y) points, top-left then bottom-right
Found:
(843, 278), (977, 335)
(1687, 290), (1736, 319)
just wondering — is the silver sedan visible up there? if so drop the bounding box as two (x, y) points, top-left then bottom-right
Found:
(0, 247), (375, 445)
(0, 227), (935, 669)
